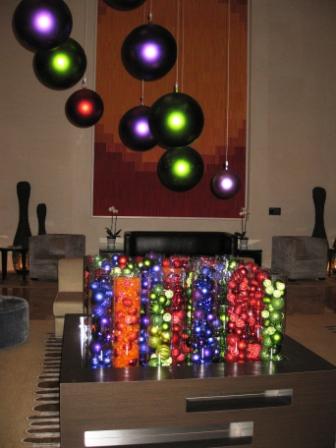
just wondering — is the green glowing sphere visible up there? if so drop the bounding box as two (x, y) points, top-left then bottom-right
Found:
(51, 52), (71, 72)
(150, 92), (204, 148)
(157, 146), (204, 191)
(172, 159), (191, 177)
(33, 38), (87, 89)
(166, 111), (187, 131)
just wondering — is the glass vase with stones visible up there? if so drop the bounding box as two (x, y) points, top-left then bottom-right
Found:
(106, 236), (116, 251)
(261, 274), (286, 362)
(238, 236), (248, 250)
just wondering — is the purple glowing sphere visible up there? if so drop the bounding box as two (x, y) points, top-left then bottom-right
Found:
(13, 0), (72, 51)
(121, 24), (177, 81)
(141, 42), (160, 62)
(33, 10), (55, 33)
(211, 169), (240, 199)
(119, 105), (157, 151)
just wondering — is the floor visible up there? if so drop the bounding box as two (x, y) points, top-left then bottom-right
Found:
(0, 275), (57, 320)
(0, 275), (57, 448)
(0, 274), (335, 448)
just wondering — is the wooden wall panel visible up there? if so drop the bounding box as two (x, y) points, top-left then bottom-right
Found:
(94, 0), (247, 217)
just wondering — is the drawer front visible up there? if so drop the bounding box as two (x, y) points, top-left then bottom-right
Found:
(61, 370), (336, 448)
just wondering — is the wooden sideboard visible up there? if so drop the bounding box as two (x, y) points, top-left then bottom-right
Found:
(60, 315), (336, 448)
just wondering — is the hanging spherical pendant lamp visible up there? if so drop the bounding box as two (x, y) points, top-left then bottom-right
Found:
(210, 0), (240, 200)
(65, 88), (104, 127)
(33, 38), (87, 89)
(211, 163), (240, 199)
(150, 90), (204, 148)
(121, 23), (177, 81)
(104, 0), (146, 11)
(119, 105), (157, 151)
(157, 146), (204, 192)
(13, 0), (72, 51)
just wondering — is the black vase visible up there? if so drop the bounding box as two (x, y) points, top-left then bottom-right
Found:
(312, 186), (328, 240)
(37, 203), (47, 235)
(13, 181), (32, 272)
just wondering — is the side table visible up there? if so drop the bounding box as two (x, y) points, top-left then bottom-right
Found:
(0, 246), (28, 283)
(236, 249), (262, 265)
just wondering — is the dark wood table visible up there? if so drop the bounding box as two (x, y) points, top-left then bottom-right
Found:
(0, 246), (28, 282)
(60, 315), (336, 448)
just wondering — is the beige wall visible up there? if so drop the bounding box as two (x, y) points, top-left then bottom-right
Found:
(1, 0), (336, 268)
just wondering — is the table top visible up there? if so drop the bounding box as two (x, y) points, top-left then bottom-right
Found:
(61, 315), (335, 384)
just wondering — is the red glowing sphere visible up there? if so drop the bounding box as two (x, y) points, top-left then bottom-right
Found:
(77, 99), (94, 116)
(65, 88), (104, 127)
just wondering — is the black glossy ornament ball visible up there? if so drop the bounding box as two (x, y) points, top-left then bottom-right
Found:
(13, 0), (72, 51)
(122, 24), (177, 81)
(65, 88), (104, 128)
(33, 38), (87, 90)
(157, 147), (204, 192)
(150, 92), (204, 148)
(119, 105), (157, 151)
(211, 168), (240, 199)
(104, 0), (146, 10)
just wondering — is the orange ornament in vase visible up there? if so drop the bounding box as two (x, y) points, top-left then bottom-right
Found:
(113, 275), (141, 368)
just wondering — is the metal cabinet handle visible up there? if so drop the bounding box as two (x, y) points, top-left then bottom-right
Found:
(84, 421), (253, 447)
(186, 388), (293, 412)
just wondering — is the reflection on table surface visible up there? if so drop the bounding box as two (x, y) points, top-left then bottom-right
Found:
(60, 315), (335, 384)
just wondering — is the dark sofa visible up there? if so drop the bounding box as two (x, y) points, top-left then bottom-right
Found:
(124, 231), (237, 257)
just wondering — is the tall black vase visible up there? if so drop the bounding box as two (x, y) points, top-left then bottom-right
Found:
(37, 203), (47, 235)
(13, 181), (32, 272)
(312, 186), (328, 240)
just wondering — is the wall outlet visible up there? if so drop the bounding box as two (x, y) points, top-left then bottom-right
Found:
(269, 207), (281, 215)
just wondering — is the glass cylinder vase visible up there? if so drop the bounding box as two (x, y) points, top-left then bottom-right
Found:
(113, 274), (141, 368)
(190, 260), (221, 364)
(107, 236), (116, 251)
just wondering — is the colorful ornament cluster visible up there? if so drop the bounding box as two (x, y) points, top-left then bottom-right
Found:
(88, 254), (286, 369)
(13, 1), (239, 197)
(13, 0), (104, 127)
(107, 1), (205, 192)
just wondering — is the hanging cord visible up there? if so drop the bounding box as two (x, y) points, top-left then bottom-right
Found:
(139, 1), (153, 104)
(175, 0), (181, 91)
(180, 0), (185, 92)
(140, 4), (146, 103)
(140, 79), (145, 105)
(81, 0), (89, 87)
(142, 0), (152, 23)
(148, 0), (153, 23)
(224, 0), (231, 169)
